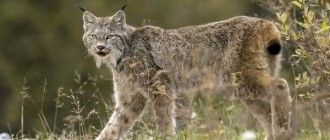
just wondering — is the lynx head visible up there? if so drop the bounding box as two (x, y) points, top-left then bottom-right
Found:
(82, 10), (130, 68)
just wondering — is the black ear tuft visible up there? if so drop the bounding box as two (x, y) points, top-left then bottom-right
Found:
(121, 4), (128, 10)
(267, 42), (282, 55)
(78, 6), (86, 12)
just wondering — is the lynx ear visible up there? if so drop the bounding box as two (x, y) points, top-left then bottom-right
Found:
(112, 10), (126, 30)
(83, 11), (96, 24)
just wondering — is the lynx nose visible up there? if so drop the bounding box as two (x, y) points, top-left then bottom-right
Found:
(96, 45), (106, 51)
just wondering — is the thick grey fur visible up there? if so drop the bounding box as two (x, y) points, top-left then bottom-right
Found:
(82, 10), (292, 140)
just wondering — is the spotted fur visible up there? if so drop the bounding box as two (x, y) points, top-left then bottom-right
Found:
(82, 10), (292, 140)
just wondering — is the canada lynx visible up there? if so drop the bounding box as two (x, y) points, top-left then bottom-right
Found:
(82, 9), (292, 140)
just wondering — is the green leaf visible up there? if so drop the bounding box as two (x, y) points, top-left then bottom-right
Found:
(281, 13), (287, 23)
(311, 76), (320, 84)
(295, 20), (309, 29)
(295, 49), (303, 55)
(292, 1), (302, 9)
(276, 12), (287, 23)
(284, 24), (290, 31)
(306, 11), (315, 23)
(302, 72), (308, 81)
(226, 104), (236, 111)
(290, 32), (298, 40)
(316, 26), (330, 34)
(322, 20), (328, 28)
(298, 94), (305, 97)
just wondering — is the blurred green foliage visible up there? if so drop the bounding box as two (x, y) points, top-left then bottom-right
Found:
(0, 0), (263, 134)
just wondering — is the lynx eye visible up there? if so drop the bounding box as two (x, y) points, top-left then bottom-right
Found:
(90, 34), (97, 39)
(106, 35), (116, 40)
(267, 40), (282, 55)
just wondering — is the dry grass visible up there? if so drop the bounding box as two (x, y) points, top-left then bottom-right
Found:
(7, 0), (330, 139)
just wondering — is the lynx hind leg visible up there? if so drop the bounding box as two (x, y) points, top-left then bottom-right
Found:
(172, 92), (192, 132)
(96, 94), (147, 140)
(241, 99), (273, 140)
(269, 78), (293, 139)
(242, 77), (292, 140)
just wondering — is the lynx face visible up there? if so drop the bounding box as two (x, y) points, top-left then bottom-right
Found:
(82, 10), (128, 68)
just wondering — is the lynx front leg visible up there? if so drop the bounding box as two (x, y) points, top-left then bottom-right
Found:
(152, 94), (173, 133)
(172, 92), (192, 131)
(96, 94), (146, 140)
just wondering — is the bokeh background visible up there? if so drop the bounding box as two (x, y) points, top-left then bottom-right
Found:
(0, 0), (275, 136)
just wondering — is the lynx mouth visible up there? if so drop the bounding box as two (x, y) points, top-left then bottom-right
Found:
(96, 51), (109, 57)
